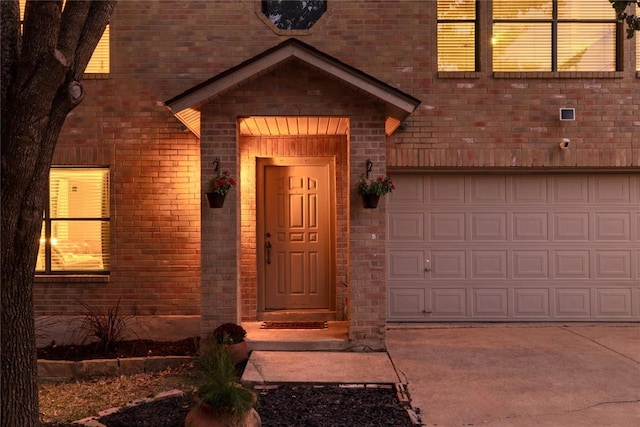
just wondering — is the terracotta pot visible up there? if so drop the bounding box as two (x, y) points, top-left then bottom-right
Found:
(361, 193), (380, 209)
(185, 402), (261, 427)
(206, 192), (226, 208)
(227, 341), (249, 364)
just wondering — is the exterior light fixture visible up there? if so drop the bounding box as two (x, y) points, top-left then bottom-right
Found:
(559, 108), (575, 121)
(365, 159), (373, 179)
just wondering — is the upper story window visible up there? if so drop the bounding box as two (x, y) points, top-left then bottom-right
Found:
(19, 0), (110, 74)
(437, 0), (477, 71)
(261, 0), (327, 30)
(492, 0), (618, 72)
(36, 168), (110, 274)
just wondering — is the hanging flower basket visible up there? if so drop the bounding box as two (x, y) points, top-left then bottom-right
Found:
(361, 194), (380, 209)
(355, 174), (394, 209)
(206, 192), (226, 208)
(206, 170), (235, 209)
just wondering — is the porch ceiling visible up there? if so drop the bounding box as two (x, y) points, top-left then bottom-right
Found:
(165, 38), (420, 138)
(239, 116), (349, 136)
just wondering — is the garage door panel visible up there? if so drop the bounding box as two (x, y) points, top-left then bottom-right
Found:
(389, 175), (426, 204)
(513, 251), (549, 278)
(473, 289), (509, 317)
(471, 213), (507, 240)
(472, 250), (508, 278)
(430, 176), (465, 203)
(431, 250), (466, 278)
(554, 213), (589, 240)
(554, 250), (590, 278)
(389, 288), (426, 319)
(388, 213), (425, 241)
(389, 250), (425, 280)
(471, 176), (506, 203)
(556, 289), (591, 317)
(596, 289), (633, 317)
(387, 173), (639, 322)
(513, 213), (548, 240)
(432, 289), (467, 317)
(552, 176), (589, 204)
(595, 251), (631, 278)
(514, 289), (550, 317)
(594, 213), (630, 240)
(593, 176), (630, 203)
(431, 213), (465, 240)
(512, 176), (548, 203)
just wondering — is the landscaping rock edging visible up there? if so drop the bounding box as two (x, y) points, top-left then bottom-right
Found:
(38, 356), (194, 381)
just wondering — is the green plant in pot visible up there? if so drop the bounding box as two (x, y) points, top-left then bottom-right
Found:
(185, 341), (260, 427)
(206, 170), (236, 208)
(356, 173), (395, 208)
(213, 322), (249, 364)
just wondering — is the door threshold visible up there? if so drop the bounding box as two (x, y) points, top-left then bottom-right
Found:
(258, 310), (337, 322)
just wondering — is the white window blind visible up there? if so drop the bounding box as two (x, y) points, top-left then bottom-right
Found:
(437, 0), (476, 71)
(493, 0), (617, 72)
(37, 168), (110, 273)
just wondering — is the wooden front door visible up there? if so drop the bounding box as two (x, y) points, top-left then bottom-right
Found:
(258, 158), (334, 311)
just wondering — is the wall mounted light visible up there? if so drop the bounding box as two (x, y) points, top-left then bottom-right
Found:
(365, 159), (373, 179)
(559, 108), (575, 121)
(559, 138), (570, 149)
(212, 158), (220, 176)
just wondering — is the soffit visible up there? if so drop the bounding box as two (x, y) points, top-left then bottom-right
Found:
(165, 38), (420, 137)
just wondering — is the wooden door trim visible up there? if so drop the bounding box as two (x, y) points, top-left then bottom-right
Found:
(256, 157), (336, 314)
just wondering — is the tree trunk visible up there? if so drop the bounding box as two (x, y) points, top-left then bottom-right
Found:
(1, 1), (116, 424)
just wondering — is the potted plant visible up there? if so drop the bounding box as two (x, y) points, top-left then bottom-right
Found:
(206, 170), (236, 208)
(213, 322), (249, 364)
(185, 341), (260, 427)
(355, 173), (395, 208)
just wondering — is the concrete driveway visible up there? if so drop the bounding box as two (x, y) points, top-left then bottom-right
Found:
(386, 324), (640, 427)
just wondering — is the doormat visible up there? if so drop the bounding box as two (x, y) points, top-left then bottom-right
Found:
(260, 321), (328, 330)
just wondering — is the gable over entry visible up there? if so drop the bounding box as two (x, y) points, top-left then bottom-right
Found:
(165, 38), (420, 137)
(165, 39), (420, 348)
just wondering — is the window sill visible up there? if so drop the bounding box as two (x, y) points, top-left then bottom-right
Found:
(35, 275), (110, 284)
(83, 73), (110, 80)
(493, 72), (624, 79)
(438, 71), (482, 79)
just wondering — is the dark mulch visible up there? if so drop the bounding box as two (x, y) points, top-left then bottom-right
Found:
(39, 339), (418, 426)
(42, 384), (417, 427)
(37, 337), (200, 361)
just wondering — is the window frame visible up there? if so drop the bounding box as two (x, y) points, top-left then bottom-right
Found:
(437, 0), (480, 72)
(37, 166), (111, 275)
(492, 0), (623, 72)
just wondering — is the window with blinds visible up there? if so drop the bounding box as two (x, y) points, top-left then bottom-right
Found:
(36, 168), (110, 273)
(437, 0), (477, 71)
(19, 0), (110, 74)
(492, 0), (617, 72)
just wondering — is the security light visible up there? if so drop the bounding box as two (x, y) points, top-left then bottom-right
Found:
(559, 108), (575, 121)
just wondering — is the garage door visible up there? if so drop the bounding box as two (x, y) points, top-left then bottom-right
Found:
(387, 174), (640, 321)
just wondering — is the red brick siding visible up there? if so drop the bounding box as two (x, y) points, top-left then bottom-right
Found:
(32, 0), (638, 342)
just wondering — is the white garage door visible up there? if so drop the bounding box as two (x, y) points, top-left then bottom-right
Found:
(387, 174), (640, 321)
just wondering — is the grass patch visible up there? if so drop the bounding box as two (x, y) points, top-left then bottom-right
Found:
(39, 365), (197, 424)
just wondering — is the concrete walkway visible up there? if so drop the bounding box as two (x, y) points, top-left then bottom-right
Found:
(243, 324), (640, 427)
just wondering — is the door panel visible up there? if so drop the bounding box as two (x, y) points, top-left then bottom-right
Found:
(263, 164), (331, 310)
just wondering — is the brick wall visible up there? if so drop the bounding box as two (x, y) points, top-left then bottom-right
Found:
(33, 1), (638, 341)
(199, 62), (388, 343)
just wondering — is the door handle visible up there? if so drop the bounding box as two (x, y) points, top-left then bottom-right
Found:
(266, 241), (272, 264)
(424, 259), (431, 272)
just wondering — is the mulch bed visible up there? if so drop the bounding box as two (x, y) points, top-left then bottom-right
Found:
(38, 339), (419, 426)
(37, 337), (200, 361)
